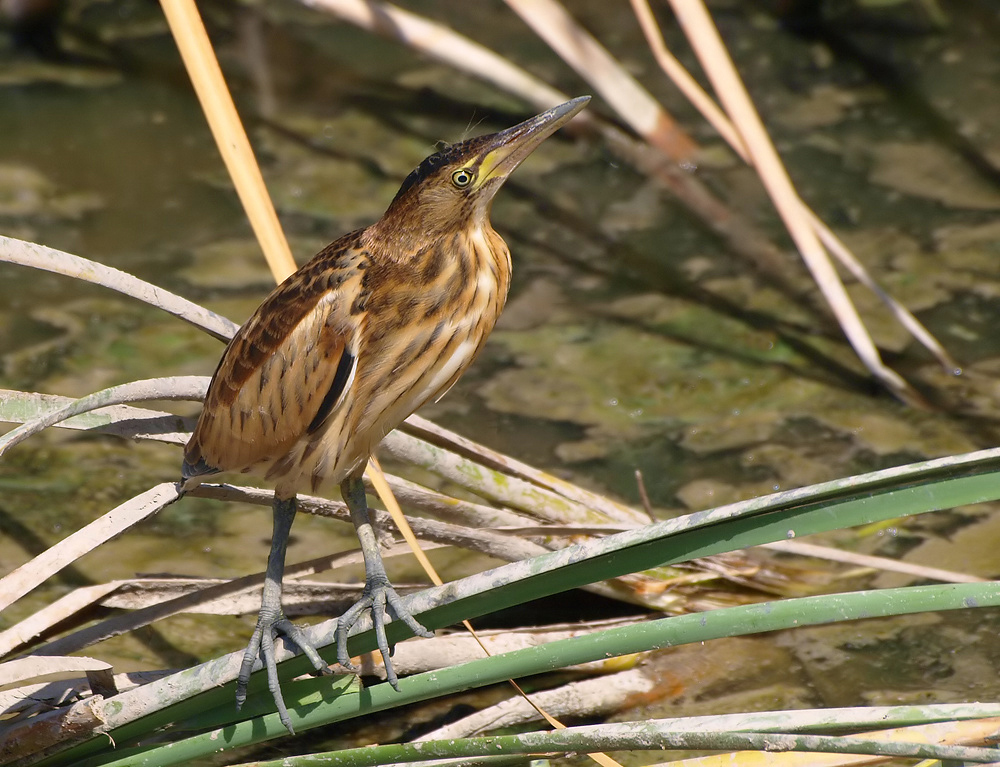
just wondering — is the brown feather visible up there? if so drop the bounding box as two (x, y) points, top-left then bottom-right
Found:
(184, 98), (588, 498)
(184, 236), (367, 476)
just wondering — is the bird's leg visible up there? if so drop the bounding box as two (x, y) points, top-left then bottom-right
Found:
(237, 495), (332, 734)
(336, 472), (434, 688)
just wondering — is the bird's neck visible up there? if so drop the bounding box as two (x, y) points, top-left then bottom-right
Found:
(362, 219), (424, 263)
(363, 214), (503, 266)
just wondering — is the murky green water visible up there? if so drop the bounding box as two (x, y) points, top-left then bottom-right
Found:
(3, 0), (1000, 757)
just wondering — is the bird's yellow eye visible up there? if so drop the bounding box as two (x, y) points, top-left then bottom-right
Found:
(451, 169), (474, 188)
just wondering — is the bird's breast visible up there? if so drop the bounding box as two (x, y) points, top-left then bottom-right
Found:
(320, 226), (509, 451)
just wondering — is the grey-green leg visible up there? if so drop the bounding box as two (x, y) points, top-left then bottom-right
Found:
(236, 495), (332, 734)
(336, 472), (433, 688)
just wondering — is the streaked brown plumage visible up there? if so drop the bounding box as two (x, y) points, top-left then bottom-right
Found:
(187, 221), (509, 494)
(182, 96), (589, 732)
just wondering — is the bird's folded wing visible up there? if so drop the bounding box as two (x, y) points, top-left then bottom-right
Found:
(186, 282), (359, 473)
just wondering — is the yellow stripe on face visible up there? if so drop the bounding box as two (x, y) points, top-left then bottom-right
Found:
(473, 147), (507, 189)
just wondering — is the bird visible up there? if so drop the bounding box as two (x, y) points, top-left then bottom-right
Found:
(181, 96), (590, 732)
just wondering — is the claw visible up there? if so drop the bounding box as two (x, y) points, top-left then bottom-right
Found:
(236, 611), (332, 735)
(334, 574), (433, 689)
(336, 473), (434, 688)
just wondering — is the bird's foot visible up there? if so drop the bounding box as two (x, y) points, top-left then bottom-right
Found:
(334, 575), (433, 689)
(236, 611), (333, 734)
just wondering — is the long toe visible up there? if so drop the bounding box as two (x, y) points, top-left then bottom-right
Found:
(369, 587), (395, 685)
(260, 624), (293, 733)
(275, 618), (333, 676)
(334, 582), (432, 689)
(238, 614), (329, 734)
(383, 588), (434, 639)
(236, 622), (266, 709)
(334, 594), (374, 671)
(375, 584), (433, 688)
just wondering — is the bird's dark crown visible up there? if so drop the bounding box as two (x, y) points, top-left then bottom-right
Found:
(390, 134), (493, 205)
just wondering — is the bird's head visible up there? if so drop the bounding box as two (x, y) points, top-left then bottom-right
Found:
(369, 96), (590, 255)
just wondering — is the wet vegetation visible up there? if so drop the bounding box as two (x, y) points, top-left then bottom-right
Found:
(3, 0), (1000, 765)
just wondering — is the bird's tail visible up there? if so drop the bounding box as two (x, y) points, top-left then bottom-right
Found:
(180, 456), (220, 494)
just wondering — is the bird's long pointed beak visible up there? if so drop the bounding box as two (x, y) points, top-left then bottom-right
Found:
(475, 96), (591, 187)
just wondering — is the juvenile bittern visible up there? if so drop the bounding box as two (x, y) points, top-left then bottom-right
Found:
(182, 96), (590, 731)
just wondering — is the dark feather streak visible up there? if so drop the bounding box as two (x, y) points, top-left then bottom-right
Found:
(308, 349), (356, 433)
